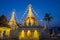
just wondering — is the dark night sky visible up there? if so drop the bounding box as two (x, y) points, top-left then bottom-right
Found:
(0, 0), (60, 27)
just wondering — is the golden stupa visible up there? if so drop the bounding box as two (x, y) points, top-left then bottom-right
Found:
(22, 4), (39, 26)
(8, 11), (18, 29)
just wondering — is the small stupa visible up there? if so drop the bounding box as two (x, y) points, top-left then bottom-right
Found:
(22, 4), (39, 26)
(8, 11), (18, 29)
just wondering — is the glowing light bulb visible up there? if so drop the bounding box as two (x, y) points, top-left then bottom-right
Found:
(27, 30), (31, 37)
(33, 30), (39, 38)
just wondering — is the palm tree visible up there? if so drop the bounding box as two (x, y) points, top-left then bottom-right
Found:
(43, 13), (52, 30)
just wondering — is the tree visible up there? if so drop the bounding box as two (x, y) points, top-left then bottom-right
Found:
(49, 29), (55, 38)
(43, 13), (53, 29)
(0, 14), (8, 27)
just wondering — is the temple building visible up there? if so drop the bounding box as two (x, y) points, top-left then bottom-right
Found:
(18, 4), (42, 40)
(8, 11), (18, 29)
(22, 4), (39, 26)
(0, 4), (43, 40)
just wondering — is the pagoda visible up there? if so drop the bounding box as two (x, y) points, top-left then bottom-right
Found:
(8, 11), (18, 29)
(22, 4), (39, 26)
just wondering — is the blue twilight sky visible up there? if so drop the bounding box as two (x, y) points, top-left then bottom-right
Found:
(0, 0), (60, 27)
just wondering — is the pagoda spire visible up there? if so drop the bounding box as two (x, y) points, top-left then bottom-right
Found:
(27, 4), (34, 17)
(8, 11), (18, 29)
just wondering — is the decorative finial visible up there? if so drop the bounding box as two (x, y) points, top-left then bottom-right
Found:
(28, 4), (32, 8)
(12, 11), (15, 15)
(12, 9), (15, 15)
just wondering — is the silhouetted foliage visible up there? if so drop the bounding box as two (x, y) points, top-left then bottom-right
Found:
(0, 14), (8, 27)
(49, 29), (55, 38)
(43, 13), (53, 29)
(43, 13), (53, 23)
(57, 27), (60, 33)
(49, 29), (54, 35)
